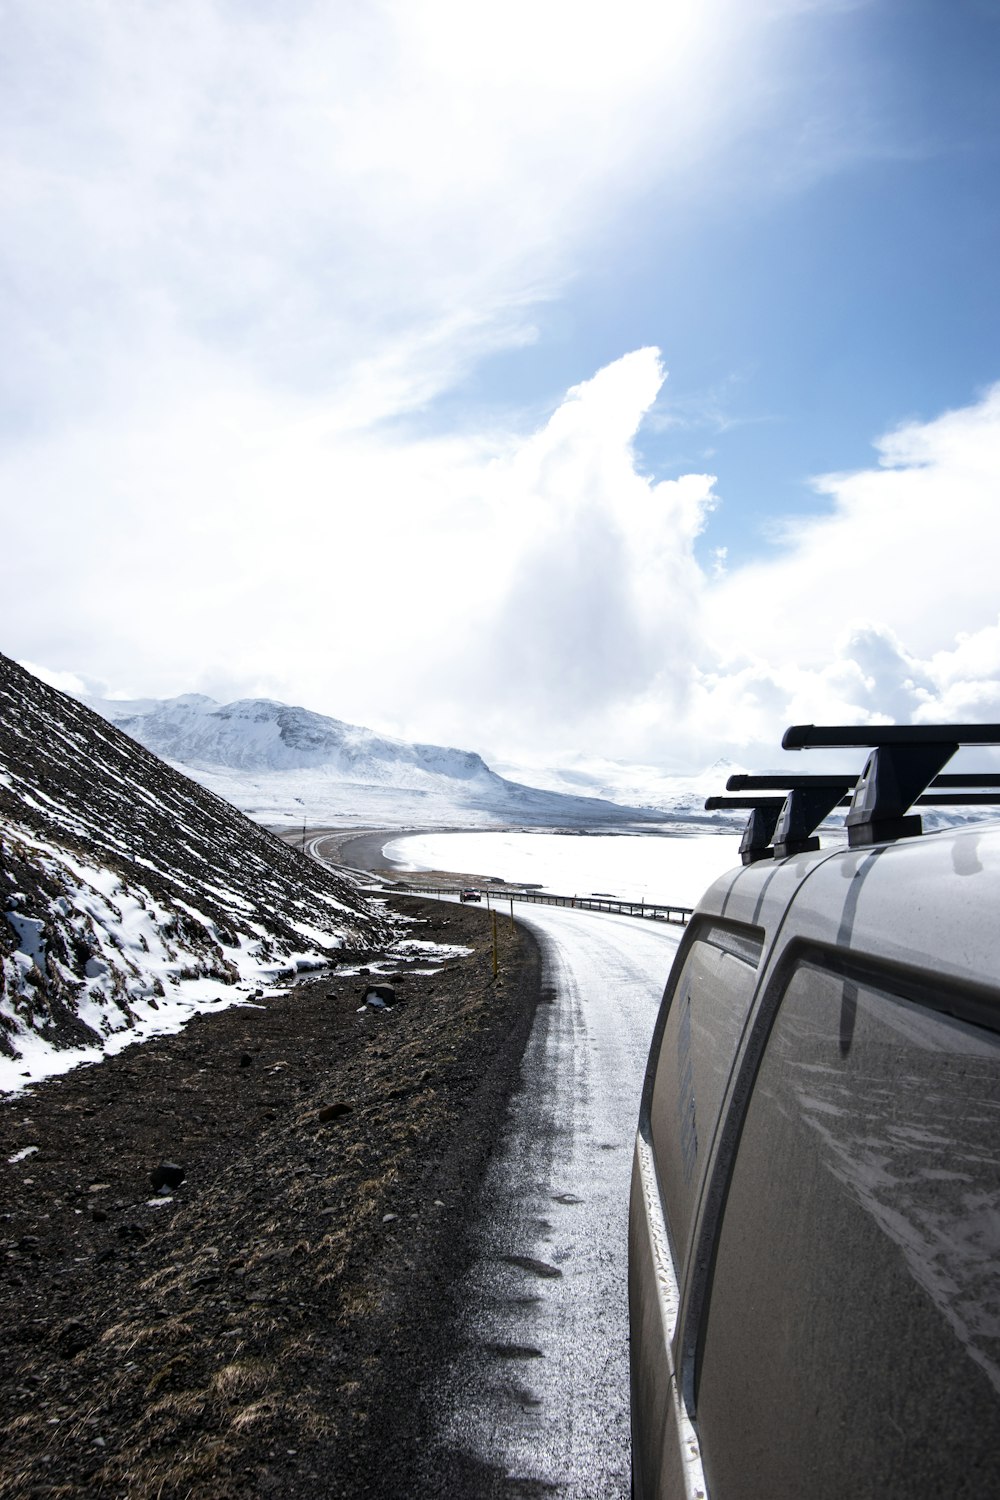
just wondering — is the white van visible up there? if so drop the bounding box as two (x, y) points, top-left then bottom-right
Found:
(629, 725), (1000, 1499)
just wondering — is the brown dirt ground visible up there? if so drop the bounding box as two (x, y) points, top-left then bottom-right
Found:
(0, 895), (540, 1499)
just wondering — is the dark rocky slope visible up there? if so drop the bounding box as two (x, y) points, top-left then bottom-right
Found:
(0, 654), (391, 1076)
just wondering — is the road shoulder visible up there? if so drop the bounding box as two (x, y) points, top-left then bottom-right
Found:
(0, 894), (540, 1498)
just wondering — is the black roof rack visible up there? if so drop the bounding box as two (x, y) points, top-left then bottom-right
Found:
(784, 723), (1000, 847)
(708, 791), (1000, 815)
(705, 796), (789, 811)
(726, 772), (1000, 791)
(707, 787), (852, 859)
(707, 723), (1000, 861)
(782, 724), (1000, 750)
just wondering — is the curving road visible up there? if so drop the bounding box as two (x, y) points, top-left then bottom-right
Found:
(431, 902), (684, 1496)
(310, 830), (687, 1493)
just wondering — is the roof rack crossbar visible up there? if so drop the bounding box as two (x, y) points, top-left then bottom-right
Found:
(916, 793), (1000, 807)
(782, 724), (1000, 751)
(727, 772), (1000, 792)
(705, 796), (789, 811)
(727, 774), (856, 793)
(933, 774), (1000, 788)
(705, 795), (851, 812)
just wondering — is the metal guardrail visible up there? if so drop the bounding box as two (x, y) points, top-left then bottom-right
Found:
(388, 881), (693, 926)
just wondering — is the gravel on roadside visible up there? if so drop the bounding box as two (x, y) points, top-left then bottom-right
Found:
(0, 895), (540, 1499)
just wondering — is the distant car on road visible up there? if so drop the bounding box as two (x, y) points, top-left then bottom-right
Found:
(459, 888), (482, 902)
(630, 722), (1000, 1499)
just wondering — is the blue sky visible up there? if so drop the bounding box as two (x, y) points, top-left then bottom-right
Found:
(438, 0), (1000, 567)
(4, 0), (1000, 767)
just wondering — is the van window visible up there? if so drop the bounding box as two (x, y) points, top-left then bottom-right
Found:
(696, 962), (1000, 1500)
(648, 921), (762, 1271)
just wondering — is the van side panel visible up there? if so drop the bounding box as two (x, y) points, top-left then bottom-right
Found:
(696, 962), (1000, 1499)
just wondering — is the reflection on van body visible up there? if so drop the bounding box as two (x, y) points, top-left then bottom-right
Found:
(696, 965), (1000, 1499)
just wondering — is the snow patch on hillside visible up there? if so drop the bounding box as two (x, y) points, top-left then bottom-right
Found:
(0, 827), (330, 1093)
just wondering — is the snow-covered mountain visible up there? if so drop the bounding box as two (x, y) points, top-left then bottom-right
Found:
(85, 693), (669, 829)
(1, 656), (391, 1090)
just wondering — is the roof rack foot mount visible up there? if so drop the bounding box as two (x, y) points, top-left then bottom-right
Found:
(846, 813), (923, 848)
(739, 805), (781, 865)
(844, 742), (958, 849)
(773, 784), (846, 859)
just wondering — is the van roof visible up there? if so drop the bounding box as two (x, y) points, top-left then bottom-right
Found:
(698, 822), (1000, 1000)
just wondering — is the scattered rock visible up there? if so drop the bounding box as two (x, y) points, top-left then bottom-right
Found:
(149, 1161), (185, 1191)
(57, 1319), (93, 1356)
(239, 1052), (254, 1068)
(364, 983), (397, 1007)
(317, 1102), (354, 1123)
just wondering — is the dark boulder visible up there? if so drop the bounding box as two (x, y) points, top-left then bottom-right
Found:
(149, 1161), (185, 1190)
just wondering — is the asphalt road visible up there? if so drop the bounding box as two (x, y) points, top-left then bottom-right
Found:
(311, 831), (686, 1495)
(430, 903), (684, 1497)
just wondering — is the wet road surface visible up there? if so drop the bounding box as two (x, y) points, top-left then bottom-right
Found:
(433, 904), (684, 1497)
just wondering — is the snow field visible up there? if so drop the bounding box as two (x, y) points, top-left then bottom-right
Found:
(382, 828), (743, 908)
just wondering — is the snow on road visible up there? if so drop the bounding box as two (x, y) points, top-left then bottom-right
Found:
(436, 903), (684, 1496)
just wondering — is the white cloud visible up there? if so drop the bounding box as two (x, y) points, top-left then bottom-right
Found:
(0, 0), (778, 431)
(444, 350), (717, 741)
(5, 3), (997, 773)
(7, 354), (1000, 769)
(663, 386), (1000, 766)
(17, 661), (107, 700)
(709, 385), (1000, 665)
